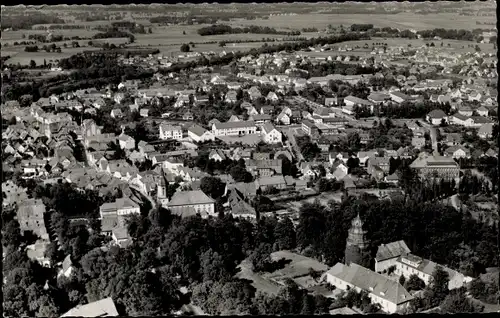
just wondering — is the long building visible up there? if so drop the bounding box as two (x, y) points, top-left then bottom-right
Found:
(409, 152), (460, 181)
(211, 120), (257, 136)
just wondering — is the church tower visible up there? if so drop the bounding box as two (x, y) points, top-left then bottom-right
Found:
(345, 213), (371, 267)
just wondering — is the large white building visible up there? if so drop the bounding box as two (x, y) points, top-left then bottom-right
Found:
(167, 190), (216, 218)
(261, 123), (282, 144)
(99, 197), (140, 218)
(211, 120), (257, 136)
(159, 124), (183, 140)
(187, 124), (215, 142)
(375, 240), (411, 273)
(394, 253), (474, 290)
(322, 262), (413, 314)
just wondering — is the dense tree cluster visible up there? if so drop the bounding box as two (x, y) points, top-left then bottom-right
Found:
(1, 13), (65, 30)
(296, 135), (321, 161)
(197, 24), (301, 36)
(350, 24), (374, 32)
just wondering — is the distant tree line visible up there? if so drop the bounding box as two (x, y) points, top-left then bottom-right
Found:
(197, 24), (301, 36)
(350, 24), (374, 32)
(1, 12), (65, 30)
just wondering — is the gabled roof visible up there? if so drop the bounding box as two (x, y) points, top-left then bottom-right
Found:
(375, 240), (411, 261)
(167, 190), (215, 206)
(61, 297), (119, 317)
(427, 109), (447, 119)
(262, 123), (278, 134)
(188, 124), (208, 137)
(325, 262), (413, 305)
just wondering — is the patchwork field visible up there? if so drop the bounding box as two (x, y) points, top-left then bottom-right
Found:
(230, 13), (497, 31)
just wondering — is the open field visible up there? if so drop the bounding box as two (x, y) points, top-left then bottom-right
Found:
(4, 47), (102, 65)
(230, 13), (497, 31)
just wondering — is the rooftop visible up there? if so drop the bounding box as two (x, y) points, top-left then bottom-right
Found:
(168, 190), (215, 206)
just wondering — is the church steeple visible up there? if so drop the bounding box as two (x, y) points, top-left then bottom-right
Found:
(345, 213), (371, 267)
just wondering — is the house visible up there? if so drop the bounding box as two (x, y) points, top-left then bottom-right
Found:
(411, 137), (426, 149)
(159, 124), (183, 140)
(261, 123), (282, 144)
(344, 95), (373, 108)
(384, 173), (399, 184)
(468, 91), (482, 102)
(300, 162), (317, 179)
(368, 93), (390, 105)
(225, 90), (238, 103)
(249, 114), (272, 124)
(260, 105), (275, 115)
(247, 159), (282, 177)
(26, 240), (51, 267)
(167, 190), (215, 218)
(476, 106), (489, 117)
(248, 86), (262, 100)
(212, 120), (257, 136)
(111, 227), (132, 248)
(100, 197), (140, 219)
(209, 149), (227, 162)
(247, 106), (259, 116)
(117, 134), (135, 150)
(188, 124), (215, 142)
(226, 190), (257, 219)
(394, 254), (473, 290)
(139, 108), (149, 117)
(276, 111), (291, 125)
(389, 91), (411, 104)
(444, 145), (470, 159)
(368, 156), (390, 173)
(325, 96), (338, 106)
(17, 199), (49, 240)
(58, 255), (74, 278)
(183, 111), (194, 121)
(60, 297), (119, 317)
(458, 106), (473, 117)
(374, 240), (411, 273)
(426, 109), (448, 125)
(322, 262), (413, 314)
(478, 123), (494, 139)
(255, 175), (287, 191)
(229, 115), (241, 122)
(266, 91), (279, 102)
(110, 108), (123, 119)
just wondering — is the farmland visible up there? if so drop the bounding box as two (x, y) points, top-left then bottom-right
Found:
(230, 12), (497, 31)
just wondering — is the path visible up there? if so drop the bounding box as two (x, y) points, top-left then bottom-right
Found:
(284, 126), (305, 162)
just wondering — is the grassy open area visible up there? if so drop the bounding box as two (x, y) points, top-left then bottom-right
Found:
(230, 13), (497, 31)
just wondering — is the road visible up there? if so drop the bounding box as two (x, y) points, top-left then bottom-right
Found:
(284, 126), (304, 162)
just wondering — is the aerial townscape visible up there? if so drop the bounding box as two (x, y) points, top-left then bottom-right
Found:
(1, 2), (499, 317)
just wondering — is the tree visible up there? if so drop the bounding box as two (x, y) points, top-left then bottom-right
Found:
(229, 164), (252, 182)
(405, 274), (425, 292)
(274, 217), (296, 250)
(475, 45), (481, 52)
(429, 265), (450, 305)
(399, 274), (406, 286)
(219, 41), (226, 47)
(30, 60), (37, 68)
(441, 288), (484, 313)
(180, 43), (190, 52)
(200, 176), (225, 200)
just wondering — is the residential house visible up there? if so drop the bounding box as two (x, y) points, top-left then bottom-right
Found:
(26, 240), (51, 268)
(249, 114), (272, 124)
(389, 91), (411, 104)
(212, 120), (257, 136)
(260, 105), (275, 115)
(368, 93), (391, 105)
(300, 162), (317, 179)
(17, 199), (49, 240)
(60, 297), (119, 317)
(394, 254), (473, 290)
(374, 240), (411, 273)
(368, 156), (390, 173)
(426, 109), (448, 125)
(159, 124), (183, 140)
(322, 262), (413, 314)
(384, 173), (400, 185)
(411, 137), (426, 149)
(266, 91), (279, 102)
(248, 86), (262, 100)
(343, 96), (373, 114)
(99, 197), (140, 236)
(444, 145), (470, 159)
(255, 175), (287, 191)
(261, 123), (282, 144)
(117, 134), (135, 150)
(226, 190), (257, 220)
(167, 190), (215, 218)
(458, 106), (473, 117)
(110, 109), (123, 119)
(183, 111), (194, 121)
(209, 149), (227, 162)
(476, 106), (489, 117)
(468, 91), (482, 102)
(276, 111), (291, 125)
(58, 255), (74, 278)
(188, 124), (215, 142)
(478, 123), (494, 139)
(247, 159), (282, 177)
(225, 90), (238, 103)
(139, 108), (150, 117)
